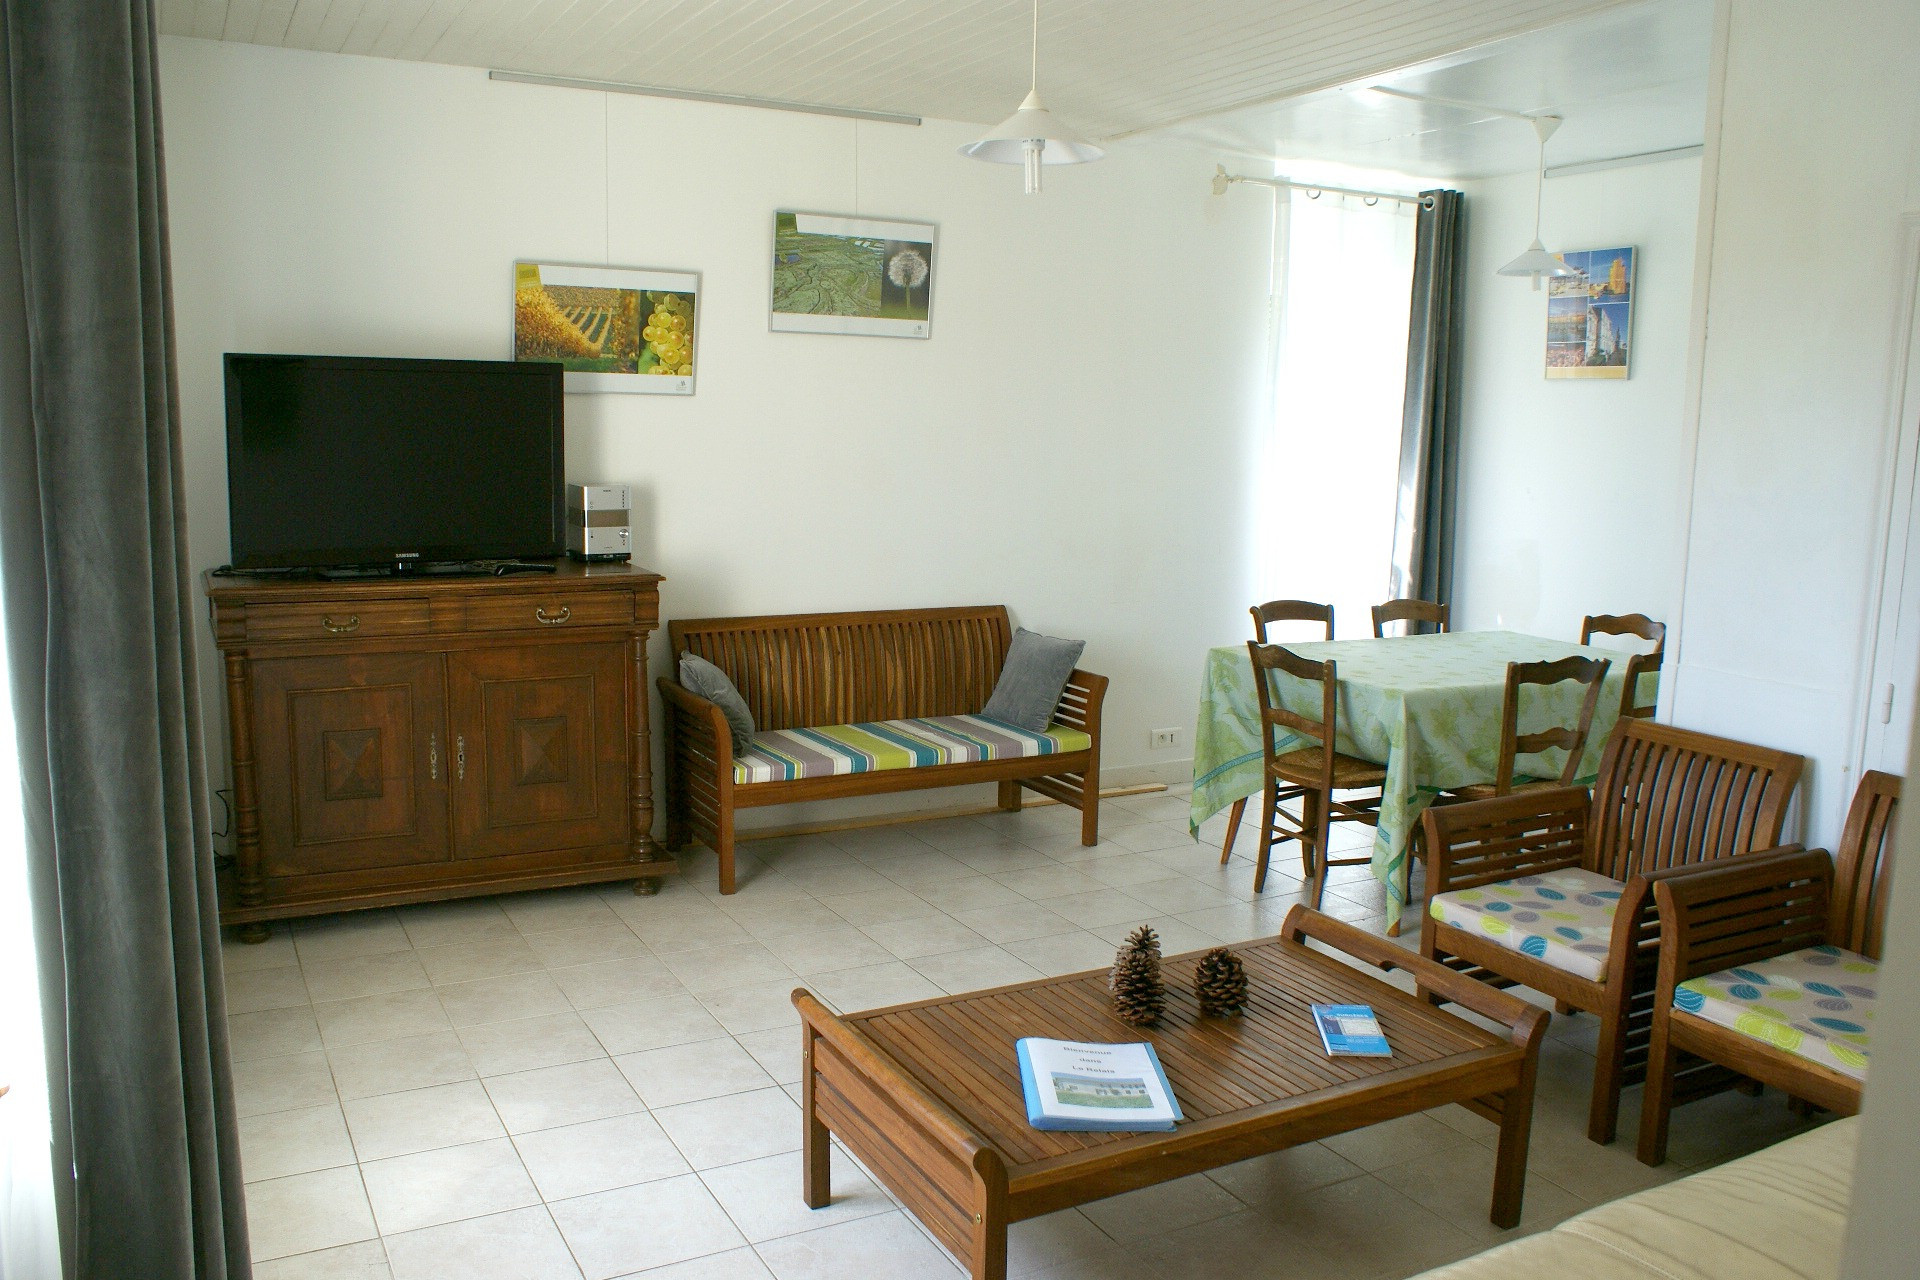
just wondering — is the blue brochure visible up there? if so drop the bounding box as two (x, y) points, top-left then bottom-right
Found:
(1310, 1004), (1393, 1057)
(1016, 1038), (1183, 1132)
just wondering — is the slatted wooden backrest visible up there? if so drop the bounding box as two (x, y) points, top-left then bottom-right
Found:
(1586, 720), (1806, 880)
(1494, 656), (1611, 793)
(1248, 641), (1336, 790)
(668, 606), (1012, 732)
(1371, 598), (1450, 637)
(1831, 769), (1901, 959)
(1250, 600), (1334, 642)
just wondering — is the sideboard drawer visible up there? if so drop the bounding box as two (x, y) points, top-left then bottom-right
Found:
(244, 598), (431, 642)
(464, 592), (634, 632)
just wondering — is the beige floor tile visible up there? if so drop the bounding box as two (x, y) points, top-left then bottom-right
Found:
(797, 961), (941, 1013)
(615, 1038), (776, 1109)
(231, 1006), (324, 1061)
(908, 816), (1007, 852)
(501, 887), (626, 935)
(953, 844), (1049, 874)
(417, 936), (545, 986)
(719, 899), (849, 940)
(1076, 1173), (1244, 1243)
(624, 907), (755, 954)
(383, 1205), (582, 1280)
(753, 1211), (963, 1280)
(618, 1247), (773, 1279)
(235, 1051), (339, 1118)
(313, 989), (451, 1049)
(394, 899), (521, 951)
(1256, 1173), (1486, 1278)
(361, 1137), (542, 1235)
(814, 886), (939, 928)
(1373, 1140), (1591, 1243)
(329, 1030), (476, 1101)
(652, 1088), (800, 1170)
(485, 1058), (646, 1134)
(1080, 853), (1180, 888)
(951, 901), (1080, 944)
(550, 1174), (746, 1280)
(1086, 916), (1221, 955)
(1121, 878), (1238, 916)
(241, 1102), (358, 1183)
(223, 929), (299, 973)
(1152, 1207), (1350, 1279)
(774, 861), (891, 898)
(1002, 930), (1119, 977)
(992, 866), (1107, 901)
(512, 1112), (690, 1202)
(859, 914), (990, 960)
(246, 1166), (378, 1263)
(698, 979), (805, 1037)
(1103, 822), (1195, 854)
(738, 924), (893, 975)
(732, 1027), (802, 1086)
(251, 1239), (391, 1280)
(660, 942), (793, 996)
(909, 876), (1029, 914)
(458, 1011), (608, 1077)
(699, 1147), (890, 1243)
(908, 945), (1045, 994)
(1042, 888), (1166, 930)
(342, 1080), (506, 1162)
(549, 956), (686, 1011)
(1005, 1209), (1119, 1280)
(523, 922), (651, 970)
(581, 993), (730, 1055)
(302, 952), (432, 1004)
(437, 971), (574, 1028)
(1200, 1141), (1365, 1208)
(866, 850), (978, 889)
(293, 912), (413, 966)
(1318, 1112), (1474, 1173)
(229, 967), (313, 1015)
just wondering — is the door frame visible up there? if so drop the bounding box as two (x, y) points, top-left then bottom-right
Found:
(1852, 212), (1920, 777)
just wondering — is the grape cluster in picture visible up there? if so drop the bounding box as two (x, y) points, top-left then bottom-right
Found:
(642, 292), (694, 377)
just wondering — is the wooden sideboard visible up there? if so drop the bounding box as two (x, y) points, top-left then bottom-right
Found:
(205, 562), (675, 941)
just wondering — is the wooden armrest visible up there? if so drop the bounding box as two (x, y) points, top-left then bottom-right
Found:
(1283, 906), (1548, 1052)
(657, 676), (732, 768)
(1421, 786), (1589, 897)
(1053, 668), (1108, 736)
(1648, 847), (1832, 988)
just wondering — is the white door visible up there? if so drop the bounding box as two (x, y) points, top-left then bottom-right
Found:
(1861, 219), (1920, 773)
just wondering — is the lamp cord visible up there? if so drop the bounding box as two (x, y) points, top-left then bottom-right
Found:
(1031, 0), (1039, 92)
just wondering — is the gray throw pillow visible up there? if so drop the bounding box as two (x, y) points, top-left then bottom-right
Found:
(679, 653), (755, 755)
(981, 628), (1086, 732)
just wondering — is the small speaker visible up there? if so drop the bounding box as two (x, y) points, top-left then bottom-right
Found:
(566, 483), (631, 562)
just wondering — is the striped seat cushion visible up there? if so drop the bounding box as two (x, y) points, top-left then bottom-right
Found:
(734, 715), (1092, 785)
(1674, 945), (1878, 1082)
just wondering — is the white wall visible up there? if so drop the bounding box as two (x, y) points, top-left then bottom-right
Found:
(156, 37), (1274, 832)
(1452, 157), (1701, 639)
(1671, 0), (1920, 849)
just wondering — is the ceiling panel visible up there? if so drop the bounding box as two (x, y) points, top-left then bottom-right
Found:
(159, 0), (1636, 141)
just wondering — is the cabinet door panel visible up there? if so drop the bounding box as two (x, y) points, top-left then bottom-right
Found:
(447, 643), (629, 861)
(253, 653), (449, 876)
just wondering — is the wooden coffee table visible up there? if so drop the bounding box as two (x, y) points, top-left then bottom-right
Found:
(793, 906), (1547, 1280)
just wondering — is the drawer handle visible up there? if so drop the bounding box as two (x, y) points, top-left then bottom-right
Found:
(429, 732), (439, 782)
(456, 735), (466, 782)
(321, 614), (361, 634)
(535, 605), (571, 626)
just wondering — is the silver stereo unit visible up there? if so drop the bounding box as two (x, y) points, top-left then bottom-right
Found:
(566, 483), (632, 562)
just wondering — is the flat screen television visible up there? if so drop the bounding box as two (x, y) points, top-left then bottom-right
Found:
(224, 353), (564, 572)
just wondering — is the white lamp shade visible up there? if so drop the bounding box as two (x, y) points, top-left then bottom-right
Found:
(959, 90), (1104, 165)
(1497, 240), (1583, 279)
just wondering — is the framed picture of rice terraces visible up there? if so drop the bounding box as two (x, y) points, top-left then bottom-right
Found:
(513, 261), (699, 394)
(769, 212), (935, 338)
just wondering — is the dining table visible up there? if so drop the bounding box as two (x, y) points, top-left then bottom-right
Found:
(1189, 630), (1652, 933)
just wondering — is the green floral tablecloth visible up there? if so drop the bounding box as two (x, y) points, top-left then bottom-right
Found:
(1189, 631), (1652, 930)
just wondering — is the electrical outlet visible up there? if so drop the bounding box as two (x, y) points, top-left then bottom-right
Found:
(1150, 728), (1180, 750)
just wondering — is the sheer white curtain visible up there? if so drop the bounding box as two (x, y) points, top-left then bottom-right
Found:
(1255, 191), (1418, 635)
(0, 581), (59, 1280)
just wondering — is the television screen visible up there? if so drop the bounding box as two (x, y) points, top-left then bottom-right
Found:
(224, 354), (564, 571)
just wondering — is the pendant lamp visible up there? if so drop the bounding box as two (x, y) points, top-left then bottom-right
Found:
(1497, 115), (1583, 290)
(959, 0), (1103, 193)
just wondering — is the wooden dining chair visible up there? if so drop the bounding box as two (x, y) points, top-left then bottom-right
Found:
(1448, 657), (1611, 801)
(1372, 599), (1450, 637)
(1637, 770), (1899, 1165)
(1220, 600), (1336, 860)
(1581, 613), (1666, 721)
(1245, 641), (1387, 907)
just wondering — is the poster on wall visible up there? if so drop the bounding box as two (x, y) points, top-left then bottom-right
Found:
(1545, 247), (1634, 380)
(513, 261), (698, 394)
(769, 212), (935, 338)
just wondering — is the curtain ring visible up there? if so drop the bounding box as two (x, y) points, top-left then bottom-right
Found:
(1364, 196), (1379, 206)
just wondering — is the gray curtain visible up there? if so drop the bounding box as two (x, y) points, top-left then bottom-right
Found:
(1388, 188), (1467, 607)
(0, 2), (251, 1276)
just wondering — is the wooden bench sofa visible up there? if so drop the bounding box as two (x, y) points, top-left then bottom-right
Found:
(658, 606), (1107, 894)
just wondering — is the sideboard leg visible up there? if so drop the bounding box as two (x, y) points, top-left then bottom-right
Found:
(237, 922), (271, 944)
(632, 876), (662, 897)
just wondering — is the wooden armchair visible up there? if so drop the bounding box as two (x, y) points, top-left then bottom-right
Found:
(1419, 720), (1805, 1144)
(1637, 770), (1899, 1165)
(1581, 613), (1666, 721)
(1372, 598), (1450, 637)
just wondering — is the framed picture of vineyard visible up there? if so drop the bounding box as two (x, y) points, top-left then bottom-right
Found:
(769, 212), (935, 338)
(513, 261), (699, 394)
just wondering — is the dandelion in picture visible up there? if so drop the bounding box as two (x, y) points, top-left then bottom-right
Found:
(886, 247), (930, 314)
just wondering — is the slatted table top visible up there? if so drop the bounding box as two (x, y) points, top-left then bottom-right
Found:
(845, 934), (1516, 1175)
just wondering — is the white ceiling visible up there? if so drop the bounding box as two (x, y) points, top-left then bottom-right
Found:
(160, 0), (1642, 143)
(1172, 0), (1711, 183)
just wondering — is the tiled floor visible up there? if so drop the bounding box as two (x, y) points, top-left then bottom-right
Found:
(227, 789), (1823, 1280)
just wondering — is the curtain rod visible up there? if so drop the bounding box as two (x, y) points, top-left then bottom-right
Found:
(1211, 165), (1433, 208)
(488, 70), (922, 126)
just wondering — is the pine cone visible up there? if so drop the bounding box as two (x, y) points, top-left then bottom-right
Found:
(1109, 928), (1166, 1027)
(1194, 947), (1249, 1017)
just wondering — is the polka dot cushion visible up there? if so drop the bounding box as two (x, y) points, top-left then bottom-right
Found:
(1428, 866), (1623, 982)
(1674, 945), (1877, 1082)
